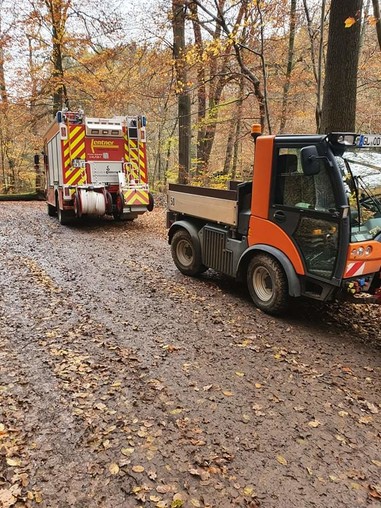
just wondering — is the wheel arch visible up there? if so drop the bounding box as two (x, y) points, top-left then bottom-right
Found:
(238, 245), (301, 297)
(168, 220), (203, 266)
(168, 220), (201, 244)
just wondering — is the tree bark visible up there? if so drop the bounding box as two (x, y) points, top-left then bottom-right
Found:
(279, 0), (296, 133)
(372, 0), (381, 50)
(320, 0), (362, 133)
(172, 0), (191, 184)
(45, 0), (70, 116)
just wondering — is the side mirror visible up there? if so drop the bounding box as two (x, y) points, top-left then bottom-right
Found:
(301, 146), (321, 176)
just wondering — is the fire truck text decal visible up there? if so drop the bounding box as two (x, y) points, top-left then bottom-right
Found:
(91, 139), (119, 153)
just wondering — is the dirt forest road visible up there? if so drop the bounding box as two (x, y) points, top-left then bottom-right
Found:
(0, 201), (380, 508)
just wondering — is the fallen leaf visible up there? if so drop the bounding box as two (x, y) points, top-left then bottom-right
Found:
(132, 465), (145, 473)
(222, 390), (233, 397)
(6, 458), (21, 467)
(156, 485), (172, 494)
(344, 16), (356, 28)
(359, 416), (373, 425)
(368, 484), (381, 499)
(308, 420), (321, 428)
(365, 402), (379, 414)
(169, 408), (183, 415)
(276, 455), (288, 465)
(371, 460), (381, 467)
(109, 463), (120, 475)
(0, 489), (17, 508)
(243, 486), (254, 496)
(190, 499), (201, 507)
(235, 371), (245, 377)
(121, 447), (134, 456)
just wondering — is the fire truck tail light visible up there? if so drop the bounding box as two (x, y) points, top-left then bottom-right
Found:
(365, 246), (373, 255)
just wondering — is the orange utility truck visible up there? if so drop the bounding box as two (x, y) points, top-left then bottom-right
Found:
(43, 110), (153, 224)
(167, 128), (381, 314)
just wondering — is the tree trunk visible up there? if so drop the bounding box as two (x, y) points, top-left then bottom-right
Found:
(303, 0), (327, 132)
(279, 0), (296, 133)
(223, 117), (235, 176)
(172, 0), (191, 184)
(0, 44), (15, 192)
(190, 2), (207, 175)
(320, 0), (362, 133)
(232, 78), (244, 179)
(45, 0), (70, 117)
(372, 0), (381, 50)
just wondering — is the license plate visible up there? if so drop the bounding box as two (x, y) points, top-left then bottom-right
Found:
(356, 134), (381, 147)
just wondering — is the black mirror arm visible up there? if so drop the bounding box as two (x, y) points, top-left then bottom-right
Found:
(309, 155), (333, 167)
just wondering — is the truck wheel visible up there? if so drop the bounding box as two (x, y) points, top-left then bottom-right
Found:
(47, 203), (56, 216)
(247, 254), (288, 315)
(57, 206), (72, 225)
(73, 193), (82, 218)
(171, 229), (206, 276)
(147, 192), (154, 212)
(113, 193), (124, 220)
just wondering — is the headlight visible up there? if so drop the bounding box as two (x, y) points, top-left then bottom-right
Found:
(351, 245), (372, 257)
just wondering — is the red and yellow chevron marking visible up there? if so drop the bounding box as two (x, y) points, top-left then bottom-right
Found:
(123, 189), (149, 206)
(63, 125), (86, 185)
(124, 136), (148, 183)
(138, 141), (148, 183)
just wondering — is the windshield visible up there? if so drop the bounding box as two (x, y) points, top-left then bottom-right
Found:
(335, 148), (381, 242)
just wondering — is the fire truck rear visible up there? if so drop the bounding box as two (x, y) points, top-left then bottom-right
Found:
(43, 110), (154, 224)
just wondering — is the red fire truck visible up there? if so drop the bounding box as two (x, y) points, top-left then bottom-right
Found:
(42, 110), (153, 224)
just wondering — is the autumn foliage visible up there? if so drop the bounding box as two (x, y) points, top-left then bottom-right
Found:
(0, 0), (381, 193)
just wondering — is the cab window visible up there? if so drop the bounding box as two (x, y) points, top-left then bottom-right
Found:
(274, 148), (336, 212)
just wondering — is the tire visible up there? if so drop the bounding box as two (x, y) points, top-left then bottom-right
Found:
(105, 191), (113, 214)
(47, 203), (56, 216)
(171, 229), (207, 276)
(57, 206), (72, 225)
(147, 192), (154, 212)
(247, 254), (288, 315)
(113, 193), (124, 221)
(73, 193), (82, 218)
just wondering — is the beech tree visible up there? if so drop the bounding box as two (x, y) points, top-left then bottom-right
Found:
(172, 0), (190, 184)
(320, 0), (362, 133)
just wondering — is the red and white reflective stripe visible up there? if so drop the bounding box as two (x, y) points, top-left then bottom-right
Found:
(345, 261), (365, 278)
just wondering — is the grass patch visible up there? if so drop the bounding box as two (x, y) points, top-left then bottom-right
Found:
(0, 192), (44, 201)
